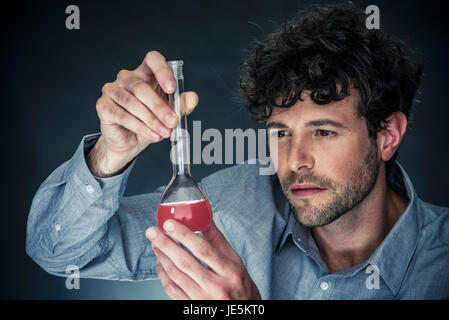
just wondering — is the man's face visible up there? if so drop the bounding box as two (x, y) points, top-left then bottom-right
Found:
(267, 91), (380, 227)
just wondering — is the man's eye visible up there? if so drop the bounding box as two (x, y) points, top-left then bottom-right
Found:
(315, 129), (336, 137)
(275, 130), (290, 138)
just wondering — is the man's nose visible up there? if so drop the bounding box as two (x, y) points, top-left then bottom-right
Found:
(287, 139), (314, 172)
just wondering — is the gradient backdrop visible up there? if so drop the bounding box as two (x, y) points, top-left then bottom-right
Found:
(1, 0), (448, 299)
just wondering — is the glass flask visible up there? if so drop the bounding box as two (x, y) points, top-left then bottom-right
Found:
(156, 60), (213, 233)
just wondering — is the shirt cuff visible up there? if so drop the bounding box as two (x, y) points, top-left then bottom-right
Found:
(67, 133), (135, 197)
(44, 133), (136, 249)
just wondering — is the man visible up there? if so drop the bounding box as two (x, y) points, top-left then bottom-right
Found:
(26, 3), (449, 299)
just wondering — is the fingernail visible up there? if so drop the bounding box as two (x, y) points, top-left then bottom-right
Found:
(147, 227), (157, 239)
(150, 131), (161, 141)
(164, 220), (175, 232)
(165, 114), (177, 127)
(165, 80), (175, 93)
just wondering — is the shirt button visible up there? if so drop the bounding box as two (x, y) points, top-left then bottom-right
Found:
(85, 184), (95, 194)
(55, 223), (61, 232)
(320, 281), (329, 291)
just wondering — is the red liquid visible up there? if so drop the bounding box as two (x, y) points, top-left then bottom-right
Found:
(156, 199), (213, 233)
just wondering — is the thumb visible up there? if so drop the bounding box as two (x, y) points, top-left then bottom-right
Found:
(181, 91), (199, 116)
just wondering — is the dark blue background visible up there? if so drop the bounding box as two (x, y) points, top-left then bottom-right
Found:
(1, 0), (448, 299)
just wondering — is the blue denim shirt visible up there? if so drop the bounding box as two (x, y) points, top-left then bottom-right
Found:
(26, 133), (449, 299)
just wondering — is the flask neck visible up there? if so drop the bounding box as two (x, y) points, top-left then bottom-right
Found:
(173, 160), (191, 177)
(168, 60), (191, 178)
(171, 116), (191, 177)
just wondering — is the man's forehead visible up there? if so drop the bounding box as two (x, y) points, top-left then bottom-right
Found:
(268, 90), (361, 125)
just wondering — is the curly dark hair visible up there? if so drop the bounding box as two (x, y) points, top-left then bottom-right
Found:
(239, 2), (423, 163)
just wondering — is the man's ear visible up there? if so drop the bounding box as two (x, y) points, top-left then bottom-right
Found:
(377, 112), (407, 162)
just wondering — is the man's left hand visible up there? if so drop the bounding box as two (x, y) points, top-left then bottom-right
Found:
(146, 219), (261, 300)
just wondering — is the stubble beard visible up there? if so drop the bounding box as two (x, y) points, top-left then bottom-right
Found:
(280, 142), (380, 228)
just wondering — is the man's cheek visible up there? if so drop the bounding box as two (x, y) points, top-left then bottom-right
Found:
(268, 138), (281, 172)
(316, 151), (351, 179)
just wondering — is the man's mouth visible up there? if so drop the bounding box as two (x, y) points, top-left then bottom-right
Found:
(289, 183), (326, 198)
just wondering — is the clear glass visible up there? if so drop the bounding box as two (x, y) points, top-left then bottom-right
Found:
(156, 60), (213, 233)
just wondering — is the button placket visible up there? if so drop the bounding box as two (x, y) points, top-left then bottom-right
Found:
(313, 277), (333, 298)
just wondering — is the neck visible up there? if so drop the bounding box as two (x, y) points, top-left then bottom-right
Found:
(311, 163), (409, 274)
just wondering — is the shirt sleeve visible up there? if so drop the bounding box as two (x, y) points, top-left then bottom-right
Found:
(25, 133), (161, 280)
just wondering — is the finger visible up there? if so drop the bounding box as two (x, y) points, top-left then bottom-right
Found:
(135, 51), (176, 94)
(96, 96), (162, 141)
(154, 246), (203, 300)
(146, 226), (211, 288)
(161, 219), (231, 276)
(202, 219), (241, 263)
(181, 91), (199, 116)
(104, 83), (172, 138)
(155, 251), (190, 300)
(123, 76), (178, 129)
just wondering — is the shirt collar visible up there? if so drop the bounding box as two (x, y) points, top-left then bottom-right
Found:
(276, 208), (308, 254)
(368, 160), (422, 296)
(275, 160), (422, 296)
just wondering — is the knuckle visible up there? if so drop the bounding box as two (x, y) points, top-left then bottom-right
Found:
(115, 111), (126, 124)
(164, 263), (175, 275)
(145, 115), (156, 128)
(101, 82), (112, 94)
(118, 90), (132, 106)
(174, 227), (188, 240)
(152, 103), (171, 121)
(153, 101), (167, 112)
(230, 273), (244, 288)
(95, 97), (105, 112)
(227, 265), (244, 287)
(116, 69), (129, 80)
(140, 72), (152, 83)
(166, 264), (182, 279)
(177, 258), (191, 272)
(156, 233), (168, 247)
(96, 98), (111, 117)
(197, 246), (212, 259)
(131, 81), (147, 96)
(234, 255), (245, 267)
(97, 103), (114, 122)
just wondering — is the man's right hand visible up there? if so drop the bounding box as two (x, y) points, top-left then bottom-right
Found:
(86, 51), (199, 177)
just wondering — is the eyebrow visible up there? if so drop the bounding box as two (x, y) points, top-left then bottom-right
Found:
(266, 119), (349, 130)
(305, 119), (349, 130)
(266, 121), (288, 130)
